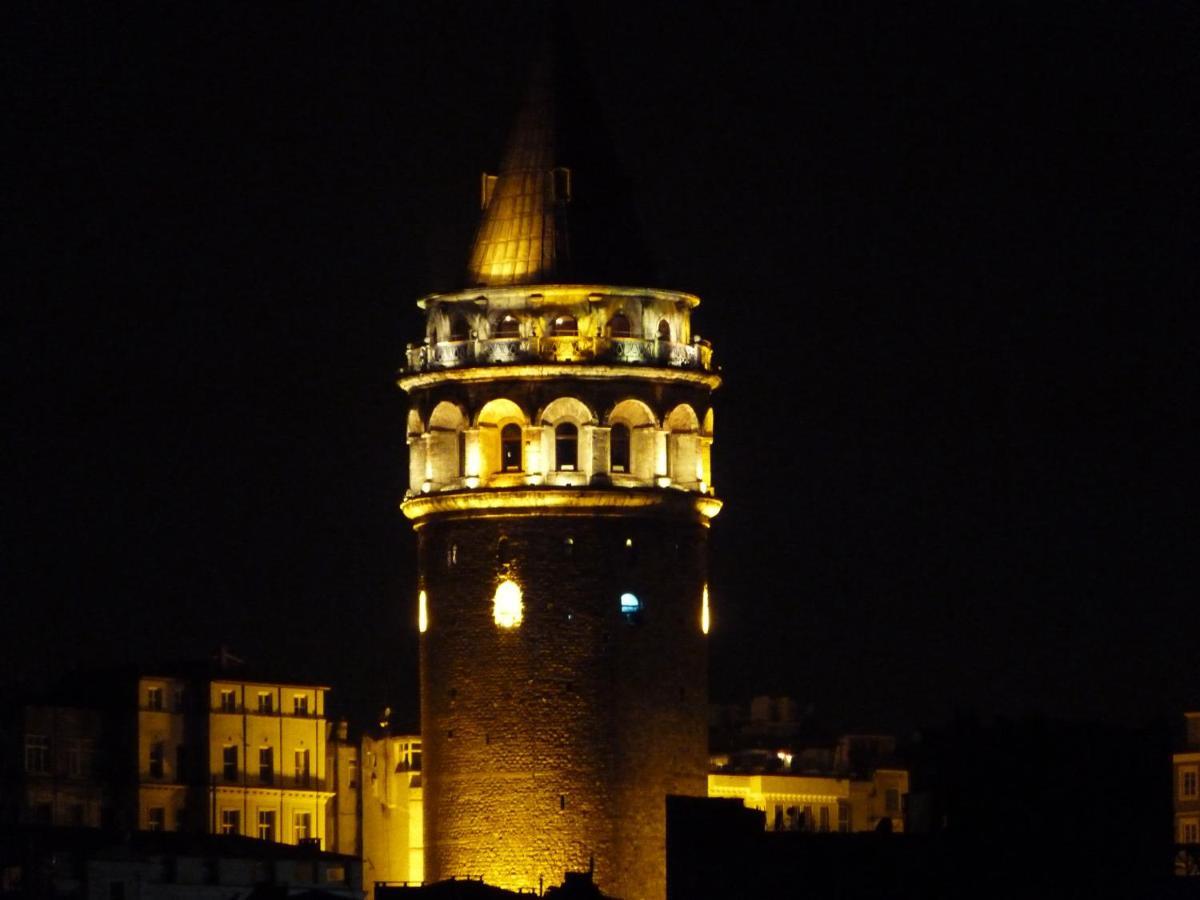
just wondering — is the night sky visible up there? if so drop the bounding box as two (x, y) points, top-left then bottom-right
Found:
(4, 3), (1196, 734)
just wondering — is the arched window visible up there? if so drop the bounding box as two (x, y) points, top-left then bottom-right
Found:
(610, 423), (630, 473)
(657, 319), (671, 342)
(555, 423), (578, 471)
(501, 424), (523, 472)
(450, 315), (470, 342)
(609, 313), (631, 338)
(552, 315), (578, 336)
(495, 314), (520, 338)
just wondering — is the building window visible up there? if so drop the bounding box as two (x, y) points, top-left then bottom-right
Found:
(258, 809), (276, 842)
(819, 806), (830, 832)
(1182, 819), (1200, 844)
(222, 745), (238, 782)
(609, 313), (630, 337)
(24, 735), (49, 774)
(457, 431), (466, 477)
(838, 801), (850, 833)
(293, 694), (308, 716)
(294, 811), (312, 842)
(67, 739), (87, 777)
(449, 314), (469, 342)
(257, 692), (274, 714)
(220, 809), (240, 836)
(555, 423), (578, 471)
(610, 424), (630, 472)
(146, 807), (165, 832)
(885, 788), (900, 815)
(149, 742), (164, 779)
(220, 689), (236, 712)
(551, 314), (577, 336)
(173, 687), (186, 711)
(1182, 768), (1199, 799)
(259, 747), (274, 785)
(445, 543), (458, 568)
(619, 593), (642, 621)
(495, 314), (520, 338)
(501, 423), (523, 472)
(146, 686), (163, 710)
(296, 749), (311, 787)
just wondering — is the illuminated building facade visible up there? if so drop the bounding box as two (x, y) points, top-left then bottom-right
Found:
(398, 25), (719, 900)
(1176, 711), (1200, 876)
(134, 674), (336, 847)
(361, 734), (424, 895)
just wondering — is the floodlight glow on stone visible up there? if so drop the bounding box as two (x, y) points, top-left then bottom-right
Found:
(701, 584), (711, 635)
(418, 589), (428, 634)
(620, 593), (641, 616)
(493, 579), (523, 629)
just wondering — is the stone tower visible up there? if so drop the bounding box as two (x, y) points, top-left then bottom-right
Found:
(397, 23), (720, 900)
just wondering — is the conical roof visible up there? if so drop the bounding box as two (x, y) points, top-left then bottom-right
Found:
(464, 13), (655, 288)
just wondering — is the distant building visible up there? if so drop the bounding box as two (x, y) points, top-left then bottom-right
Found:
(1175, 711), (1200, 876)
(1, 661), (354, 855)
(0, 705), (106, 828)
(707, 697), (909, 833)
(0, 825), (361, 898)
(708, 769), (908, 834)
(361, 734), (423, 896)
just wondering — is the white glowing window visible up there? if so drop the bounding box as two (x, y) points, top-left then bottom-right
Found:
(620, 593), (641, 617)
(418, 589), (428, 634)
(701, 583), (711, 635)
(493, 580), (523, 629)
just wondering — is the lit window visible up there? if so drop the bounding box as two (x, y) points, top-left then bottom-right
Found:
(609, 313), (630, 337)
(259, 747), (274, 785)
(1183, 819), (1200, 844)
(449, 314), (469, 342)
(146, 686), (163, 710)
(657, 319), (671, 341)
(293, 694), (308, 716)
(147, 807), (165, 832)
(620, 593), (641, 619)
(219, 689), (236, 712)
(610, 424), (630, 472)
(258, 809), (276, 842)
(701, 583), (711, 635)
(1183, 768), (1199, 799)
(552, 315), (577, 336)
(222, 745), (237, 782)
(418, 589), (429, 634)
(495, 314), (520, 338)
(493, 580), (523, 629)
(257, 692), (274, 714)
(294, 811), (312, 842)
(220, 809), (240, 835)
(501, 423), (522, 472)
(555, 423), (578, 471)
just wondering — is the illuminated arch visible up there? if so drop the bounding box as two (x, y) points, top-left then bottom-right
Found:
(477, 398), (528, 483)
(538, 397), (595, 480)
(665, 403), (701, 488)
(493, 313), (520, 338)
(607, 398), (658, 482)
(406, 408), (426, 494)
(428, 401), (467, 488)
(539, 396), (595, 427)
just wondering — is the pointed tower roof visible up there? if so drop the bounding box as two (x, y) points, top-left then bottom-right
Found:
(464, 13), (655, 289)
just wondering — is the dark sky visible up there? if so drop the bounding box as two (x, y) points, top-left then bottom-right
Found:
(4, 3), (1196, 733)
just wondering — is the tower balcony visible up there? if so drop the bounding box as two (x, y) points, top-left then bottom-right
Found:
(402, 333), (714, 374)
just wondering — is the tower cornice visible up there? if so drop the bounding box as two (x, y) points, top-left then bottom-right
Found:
(397, 362), (721, 393)
(401, 486), (721, 526)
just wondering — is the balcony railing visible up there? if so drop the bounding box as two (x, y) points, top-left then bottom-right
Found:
(403, 335), (714, 374)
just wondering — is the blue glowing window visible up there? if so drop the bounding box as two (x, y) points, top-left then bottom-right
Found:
(620, 593), (641, 618)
